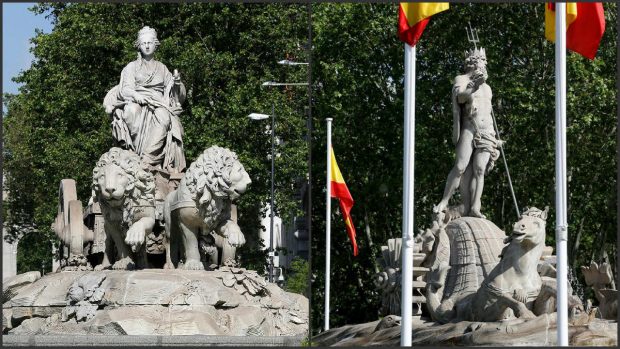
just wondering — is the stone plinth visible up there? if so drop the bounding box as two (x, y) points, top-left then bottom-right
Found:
(3, 268), (308, 337)
(2, 334), (305, 347)
(313, 314), (617, 346)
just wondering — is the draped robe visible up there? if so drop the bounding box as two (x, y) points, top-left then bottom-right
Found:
(104, 58), (186, 173)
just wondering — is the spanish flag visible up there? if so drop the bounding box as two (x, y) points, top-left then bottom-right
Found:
(398, 2), (449, 47)
(329, 147), (358, 256)
(545, 3), (605, 60)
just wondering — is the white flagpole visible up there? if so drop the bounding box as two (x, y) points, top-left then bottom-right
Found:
(400, 42), (416, 347)
(325, 117), (333, 332)
(554, 3), (569, 346)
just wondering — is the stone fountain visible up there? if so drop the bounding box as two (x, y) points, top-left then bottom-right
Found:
(314, 44), (616, 347)
(2, 26), (308, 345)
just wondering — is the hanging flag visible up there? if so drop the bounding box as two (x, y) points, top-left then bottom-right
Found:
(398, 2), (449, 46)
(329, 147), (358, 256)
(545, 3), (605, 59)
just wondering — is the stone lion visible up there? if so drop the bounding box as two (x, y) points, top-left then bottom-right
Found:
(92, 147), (156, 270)
(163, 146), (251, 270)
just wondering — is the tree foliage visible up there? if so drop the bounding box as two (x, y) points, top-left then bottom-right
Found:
(310, 3), (616, 333)
(15, 232), (52, 275)
(285, 256), (310, 295)
(3, 2), (310, 274)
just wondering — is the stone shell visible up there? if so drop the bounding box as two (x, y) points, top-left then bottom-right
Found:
(438, 217), (506, 302)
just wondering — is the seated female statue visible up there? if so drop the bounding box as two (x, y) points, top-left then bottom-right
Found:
(104, 26), (186, 174)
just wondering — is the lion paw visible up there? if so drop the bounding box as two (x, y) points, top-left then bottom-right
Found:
(125, 224), (146, 250)
(226, 231), (246, 247)
(182, 259), (205, 270)
(94, 263), (111, 271)
(163, 262), (176, 270)
(112, 257), (136, 270)
(221, 222), (246, 247)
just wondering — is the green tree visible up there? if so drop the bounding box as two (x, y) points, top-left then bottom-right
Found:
(15, 232), (52, 275)
(285, 256), (309, 295)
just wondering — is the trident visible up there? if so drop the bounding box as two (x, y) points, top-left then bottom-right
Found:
(465, 22), (480, 50)
(466, 23), (520, 219)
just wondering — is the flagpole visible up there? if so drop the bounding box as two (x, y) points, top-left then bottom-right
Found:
(554, 3), (569, 346)
(400, 42), (415, 347)
(325, 117), (333, 332)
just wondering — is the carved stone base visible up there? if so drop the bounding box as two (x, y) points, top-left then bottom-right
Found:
(3, 269), (308, 336)
(312, 314), (617, 346)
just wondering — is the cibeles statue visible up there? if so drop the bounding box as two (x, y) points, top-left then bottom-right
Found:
(433, 47), (501, 218)
(104, 26), (186, 180)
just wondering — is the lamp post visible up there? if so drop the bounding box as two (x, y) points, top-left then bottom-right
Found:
(277, 59), (312, 274)
(262, 81), (309, 87)
(250, 77), (308, 283)
(275, 56), (312, 274)
(277, 59), (309, 66)
(248, 109), (276, 283)
(280, 35), (313, 342)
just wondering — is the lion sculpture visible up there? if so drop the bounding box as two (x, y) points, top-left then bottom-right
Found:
(163, 146), (251, 270)
(461, 207), (582, 322)
(92, 147), (156, 270)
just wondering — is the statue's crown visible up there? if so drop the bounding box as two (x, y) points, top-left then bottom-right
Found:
(465, 47), (486, 61)
(138, 26), (158, 40)
(521, 206), (549, 221)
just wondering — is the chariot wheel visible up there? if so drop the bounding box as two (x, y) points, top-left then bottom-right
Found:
(53, 179), (77, 243)
(68, 200), (85, 256)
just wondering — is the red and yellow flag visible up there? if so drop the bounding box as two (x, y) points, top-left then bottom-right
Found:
(398, 2), (449, 46)
(329, 147), (358, 256)
(545, 3), (605, 60)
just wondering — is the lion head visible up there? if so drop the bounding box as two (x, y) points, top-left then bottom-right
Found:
(182, 146), (251, 228)
(506, 206), (548, 247)
(92, 147), (155, 226)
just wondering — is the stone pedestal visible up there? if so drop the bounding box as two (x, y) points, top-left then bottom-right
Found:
(3, 268), (308, 337)
(313, 315), (618, 346)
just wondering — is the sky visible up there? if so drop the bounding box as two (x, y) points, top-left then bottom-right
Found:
(2, 2), (53, 97)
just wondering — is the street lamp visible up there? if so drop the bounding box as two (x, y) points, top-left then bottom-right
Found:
(250, 79), (309, 283)
(278, 59), (309, 66)
(248, 106), (276, 283)
(262, 81), (309, 87)
(278, 54), (314, 326)
(248, 113), (270, 121)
